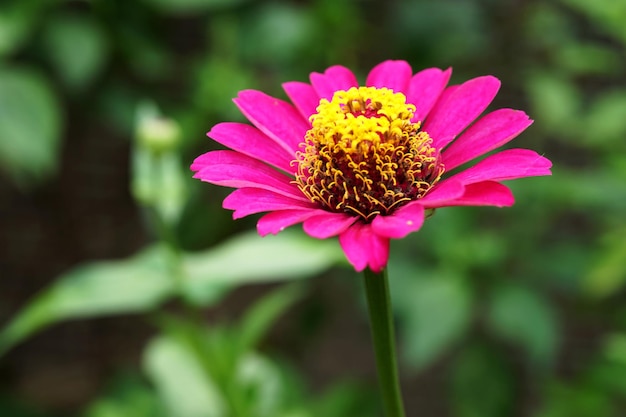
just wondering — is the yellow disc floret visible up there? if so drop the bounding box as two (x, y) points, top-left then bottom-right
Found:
(294, 86), (445, 221)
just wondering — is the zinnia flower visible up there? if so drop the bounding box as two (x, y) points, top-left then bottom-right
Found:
(191, 60), (551, 272)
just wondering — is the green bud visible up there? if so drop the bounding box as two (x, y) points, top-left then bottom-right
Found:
(137, 116), (181, 154)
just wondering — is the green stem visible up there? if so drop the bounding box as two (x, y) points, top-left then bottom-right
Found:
(363, 267), (406, 417)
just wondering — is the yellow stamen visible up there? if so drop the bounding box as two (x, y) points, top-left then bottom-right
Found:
(294, 86), (445, 221)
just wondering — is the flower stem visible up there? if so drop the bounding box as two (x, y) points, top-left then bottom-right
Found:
(363, 267), (406, 417)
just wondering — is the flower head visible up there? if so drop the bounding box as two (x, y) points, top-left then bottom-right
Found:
(191, 61), (551, 272)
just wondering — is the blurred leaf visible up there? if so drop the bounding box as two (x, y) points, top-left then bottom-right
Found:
(0, 245), (175, 356)
(43, 14), (109, 92)
(0, 67), (62, 185)
(555, 43), (622, 76)
(527, 242), (589, 292)
(242, 3), (315, 64)
(526, 72), (582, 134)
(192, 57), (254, 120)
(83, 373), (165, 417)
(588, 337), (626, 400)
(141, 0), (250, 14)
(584, 90), (626, 146)
(488, 285), (559, 365)
(0, 396), (48, 417)
(235, 352), (284, 417)
(407, 209), (506, 272)
(181, 229), (344, 306)
(450, 344), (515, 417)
(603, 333), (626, 367)
(390, 1), (488, 62)
(237, 284), (304, 353)
(0, 229), (340, 355)
(117, 26), (172, 81)
(536, 384), (614, 417)
(514, 167), (626, 212)
(394, 270), (473, 369)
(559, 0), (626, 44)
(144, 335), (226, 417)
(0, 3), (38, 56)
(525, 2), (573, 47)
(588, 362), (626, 400)
(582, 227), (626, 298)
(536, 335), (626, 417)
(310, 382), (377, 417)
(97, 83), (139, 135)
(148, 285), (306, 417)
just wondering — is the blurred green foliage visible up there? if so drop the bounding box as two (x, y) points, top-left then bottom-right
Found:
(1, 0), (626, 416)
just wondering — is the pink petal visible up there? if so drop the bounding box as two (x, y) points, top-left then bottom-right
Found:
(424, 76), (501, 150)
(439, 181), (515, 207)
(419, 179), (466, 208)
(223, 188), (316, 219)
(283, 81), (320, 121)
(446, 149), (552, 185)
(417, 84), (459, 125)
(191, 150), (306, 201)
(303, 212), (357, 239)
(406, 67), (452, 122)
(310, 65), (359, 100)
(234, 90), (309, 153)
(370, 202), (425, 239)
(442, 109), (533, 171)
(365, 60), (413, 93)
(208, 122), (294, 173)
(339, 223), (390, 273)
(257, 209), (321, 236)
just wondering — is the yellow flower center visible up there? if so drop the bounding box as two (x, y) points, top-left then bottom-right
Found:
(294, 86), (445, 221)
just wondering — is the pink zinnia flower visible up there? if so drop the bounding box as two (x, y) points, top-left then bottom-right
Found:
(191, 60), (551, 272)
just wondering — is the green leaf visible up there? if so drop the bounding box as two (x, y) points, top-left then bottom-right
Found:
(524, 2), (573, 46)
(526, 72), (582, 135)
(83, 373), (166, 417)
(0, 246), (175, 356)
(449, 344), (516, 417)
(584, 90), (626, 146)
(559, 0), (626, 44)
(536, 384), (613, 417)
(310, 382), (377, 417)
(582, 227), (626, 298)
(237, 284), (304, 353)
(603, 333), (626, 367)
(242, 3), (316, 64)
(392, 269), (472, 369)
(234, 352), (285, 417)
(192, 57), (254, 120)
(488, 285), (559, 365)
(0, 3), (38, 56)
(0, 67), (62, 185)
(181, 229), (344, 306)
(0, 395), (48, 417)
(153, 287), (299, 413)
(556, 42), (621, 76)
(43, 15), (109, 92)
(512, 167), (626, 212)
(390, 1), (488, 62)
(143, 335), (226, 417)
(587, 335), (626, 397)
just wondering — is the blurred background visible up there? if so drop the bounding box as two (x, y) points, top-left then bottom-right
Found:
(1, 0), (626, 416)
